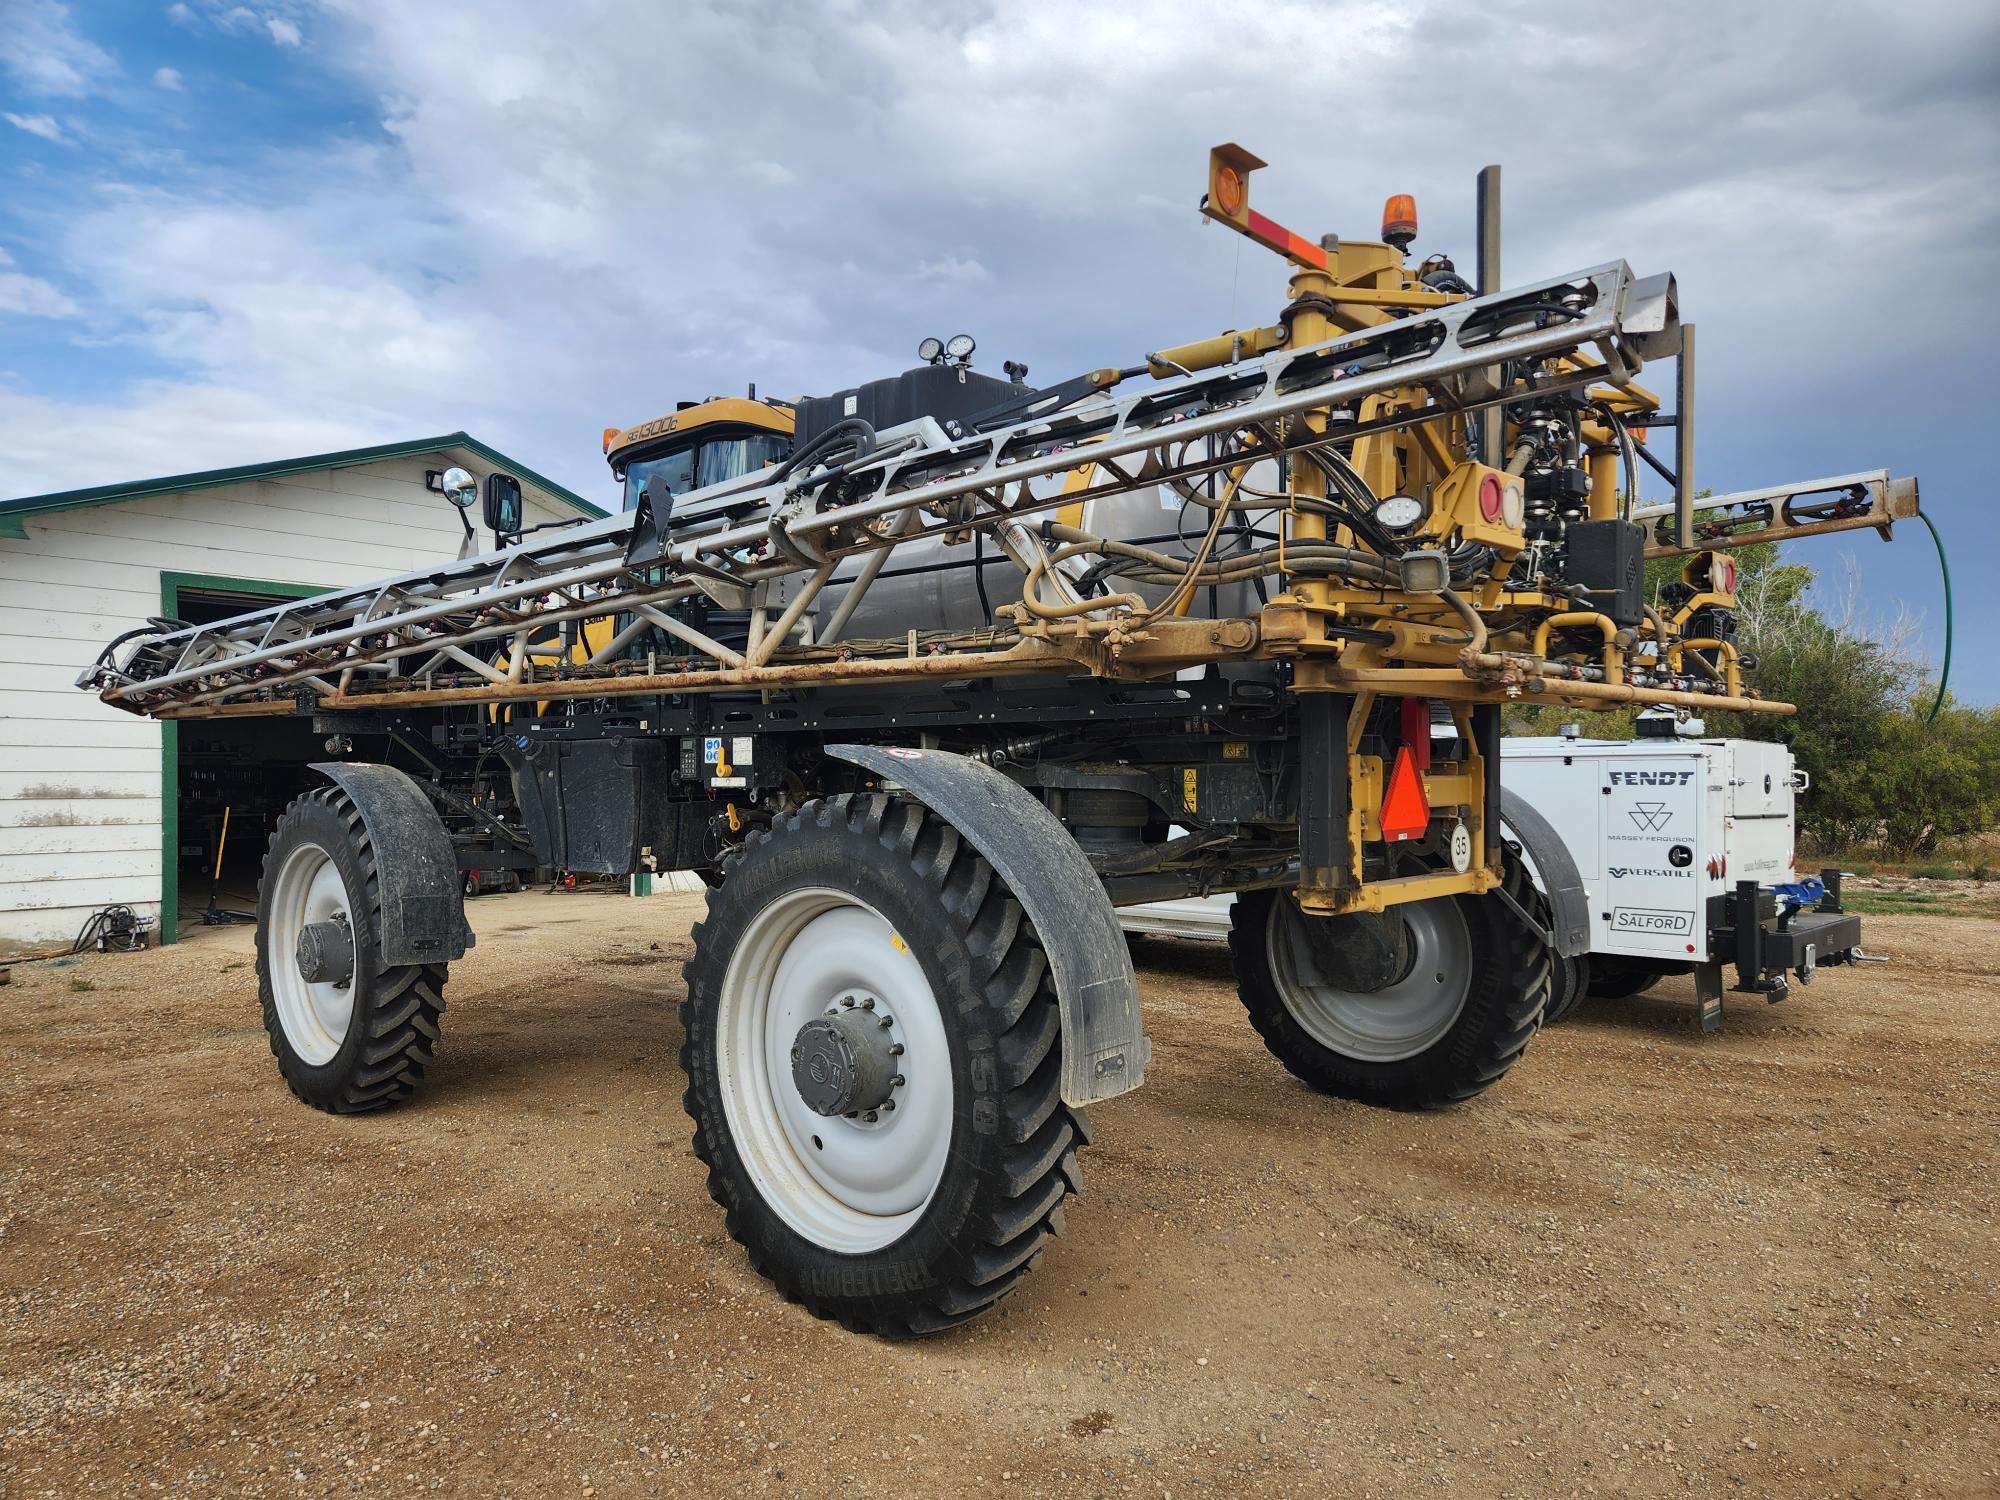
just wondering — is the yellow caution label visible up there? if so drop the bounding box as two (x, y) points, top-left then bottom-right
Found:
(1182, 767), (1199, 813)
(890, 932), (909, 954)
(1222, 741), (1249, 759)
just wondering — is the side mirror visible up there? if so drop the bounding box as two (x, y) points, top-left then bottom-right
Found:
(483, 472), (523, 538)
(440, 467), (479, 508)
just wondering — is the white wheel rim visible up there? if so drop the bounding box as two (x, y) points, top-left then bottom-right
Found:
(715, 886), (953, 1254)
(267, 840), (356, 1066)
(1267, 896), (1471, 1062)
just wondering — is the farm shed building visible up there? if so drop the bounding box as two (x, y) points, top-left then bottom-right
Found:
(0, 436), (604, 954)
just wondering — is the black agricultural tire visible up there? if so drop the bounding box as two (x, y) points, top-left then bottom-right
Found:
(1228, 854), (1549, 1109)
(1542, 952), (1592, 1024)
(256, 786), (447, 1114)
(680, 793), (1090, 1337)
(1587, 961), (1663, 1000)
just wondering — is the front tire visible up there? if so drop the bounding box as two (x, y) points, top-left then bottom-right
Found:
(1229, 856), (1548, 1109)
(680, 794), (1088, 1336)
(256, 786), (447, 1114)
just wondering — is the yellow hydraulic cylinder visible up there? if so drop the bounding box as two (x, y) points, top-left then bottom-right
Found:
(1280, 264), (1339, 643)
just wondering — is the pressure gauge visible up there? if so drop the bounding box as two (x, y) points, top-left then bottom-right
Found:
(917, 336), (944, 364)
(1375, 494), (1426, 532)
(945, 333), (976, 362)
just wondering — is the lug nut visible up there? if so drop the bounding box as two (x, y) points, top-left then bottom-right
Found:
(889, 1042), (905, 1056)
(891, 1074), (905, 1087)
(881, 1100), (896, 1112)
(860, 997), (876, 1010)
(863, 1110), (879, 1123)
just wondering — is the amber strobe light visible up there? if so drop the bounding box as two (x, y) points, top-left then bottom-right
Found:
(602, 426), (621, 453)
(1381, 193), (1417, 249)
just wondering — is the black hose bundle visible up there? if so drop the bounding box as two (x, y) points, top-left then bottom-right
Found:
(0, 903), (147, 969)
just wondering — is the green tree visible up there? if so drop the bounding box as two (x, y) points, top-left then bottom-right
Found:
(1502, 541), (2000, 855)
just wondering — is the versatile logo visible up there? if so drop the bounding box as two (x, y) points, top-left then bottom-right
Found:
(1612, 907), (1693, 934)
(1609, 770), (1695, 786)
(1629, 801), (1673, 832)
(1609, 865), (1692, 880)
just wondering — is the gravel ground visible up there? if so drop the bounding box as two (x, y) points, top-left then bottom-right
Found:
(2, 889), (1994, 1498)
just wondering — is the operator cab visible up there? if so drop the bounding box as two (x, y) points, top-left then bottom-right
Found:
(603, 397), (794, 512)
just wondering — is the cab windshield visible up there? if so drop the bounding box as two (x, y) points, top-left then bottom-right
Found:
(619, 429), (789, 511)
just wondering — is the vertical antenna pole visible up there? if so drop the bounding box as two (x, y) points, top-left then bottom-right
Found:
(1675, 323), (1696, 550)
(1475, 165), (1503, 467)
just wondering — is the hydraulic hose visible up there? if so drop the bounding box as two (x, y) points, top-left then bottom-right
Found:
(1918, 510), (1952, 723)
(771, 417), (877, 483)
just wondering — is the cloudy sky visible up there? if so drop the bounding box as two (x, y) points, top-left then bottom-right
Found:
(3, 0), (1995, 698)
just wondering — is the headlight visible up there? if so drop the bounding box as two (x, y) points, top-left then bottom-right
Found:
(1375, 494), (1426, 532)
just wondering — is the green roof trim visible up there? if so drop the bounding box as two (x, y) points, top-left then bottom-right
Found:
(0, 431), (607, 539)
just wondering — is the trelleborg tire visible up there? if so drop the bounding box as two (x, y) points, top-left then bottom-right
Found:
(1229, 854), (1549, 1109)
(680, 793), (1089, 1336)
(256, 786), (447, 1114)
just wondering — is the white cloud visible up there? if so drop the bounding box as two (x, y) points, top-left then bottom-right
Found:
(166, 3), (196, 26)
(153, 66), (184, 90)
(0, 1), (115, 97)
(0, 252), (81, 317)
(0, 382), (381, 499)
(3, 112), (66, 143)
(7, 0), (1998, 548)
(266, 16), (301, 47)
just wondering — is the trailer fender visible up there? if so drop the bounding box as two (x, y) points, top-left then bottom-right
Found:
(1498, 788), (1592, 959)
(826, 744), (1147, 1107)
(309, 762), (475, 965)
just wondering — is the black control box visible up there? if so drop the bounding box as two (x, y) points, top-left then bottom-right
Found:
(1565, 519), (1646, 626)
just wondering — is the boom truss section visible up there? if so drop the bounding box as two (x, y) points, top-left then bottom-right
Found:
(84, 261), (1685, 719)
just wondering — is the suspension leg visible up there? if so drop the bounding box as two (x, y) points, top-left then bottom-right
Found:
(1298, 694), (1352, 896)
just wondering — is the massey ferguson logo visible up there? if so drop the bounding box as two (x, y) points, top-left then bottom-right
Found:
(1608, 770), (1695, 786)
(1628, 802), (1674, 832)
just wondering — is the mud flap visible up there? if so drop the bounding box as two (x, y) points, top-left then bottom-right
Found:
(1695, 961), (1725, 1033)
(1498, 788), (1591, 958)
(826, 744), (1147, 1106)
(309, 762), (474, 966)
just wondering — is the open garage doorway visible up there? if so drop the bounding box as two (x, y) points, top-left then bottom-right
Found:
(160, 572), (326, 943)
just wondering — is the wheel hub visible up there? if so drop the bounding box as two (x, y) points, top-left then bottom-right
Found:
(295, 917), (354, 987)
(790, 994), (903, 1119)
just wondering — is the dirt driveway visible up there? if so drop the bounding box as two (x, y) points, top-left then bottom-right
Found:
(3, 889), (1994, 1498)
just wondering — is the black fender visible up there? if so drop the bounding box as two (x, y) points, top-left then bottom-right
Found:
(827, 743), (1147, 1107)
(1498, 787), (1591, 959)
(309, 763), (475, 965)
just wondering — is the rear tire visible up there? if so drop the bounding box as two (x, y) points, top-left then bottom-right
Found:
(680, 794), (1088, 1336)
(1588, 960), (1663, 999)
(256, 786), (447, 1114)
(1543, 953), (1592, 1024)
(1229, 854), (1548, 1109)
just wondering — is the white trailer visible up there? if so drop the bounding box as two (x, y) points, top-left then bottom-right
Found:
(1123, 725), (1866, 1031)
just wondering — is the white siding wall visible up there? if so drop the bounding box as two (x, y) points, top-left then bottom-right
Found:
(0, 454), (585, 952)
